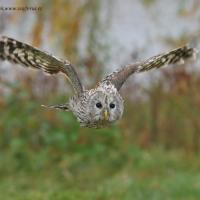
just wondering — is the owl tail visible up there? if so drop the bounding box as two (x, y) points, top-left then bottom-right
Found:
(41, 104), (69, 111)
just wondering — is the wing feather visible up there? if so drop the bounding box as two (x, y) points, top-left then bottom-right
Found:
(102, 46), (197, 90)
(0, 36), (83, 94)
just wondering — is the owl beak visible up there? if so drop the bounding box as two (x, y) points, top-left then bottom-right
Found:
(103, 110), (109, 121)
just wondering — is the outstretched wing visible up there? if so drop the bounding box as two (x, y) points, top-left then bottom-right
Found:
(0, 36), (83, 94)
(102, 46), (197, 90)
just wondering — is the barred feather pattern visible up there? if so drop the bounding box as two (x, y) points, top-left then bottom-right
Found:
(0, 36), (198, 128)
(0, 36), (83, 94)
(135, 46), (195, 72)
(102, 45), (197, 90)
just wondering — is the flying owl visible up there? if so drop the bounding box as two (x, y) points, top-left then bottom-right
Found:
(0, 36), (197, 128)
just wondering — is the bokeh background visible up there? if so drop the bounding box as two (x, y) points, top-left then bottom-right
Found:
(0, 0), (200, 199)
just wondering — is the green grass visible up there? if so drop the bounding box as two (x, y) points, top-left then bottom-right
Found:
(0, 147), (199, 200)
(0, 81), (200, 199)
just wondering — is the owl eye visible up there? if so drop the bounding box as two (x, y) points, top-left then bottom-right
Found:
(96, 102), (102, 109)
(110, 103), (115, 109)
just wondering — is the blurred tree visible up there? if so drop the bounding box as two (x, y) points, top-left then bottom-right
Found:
(0, 0), (200, 154)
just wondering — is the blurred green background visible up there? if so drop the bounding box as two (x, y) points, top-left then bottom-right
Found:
(0, 0), (200, 199)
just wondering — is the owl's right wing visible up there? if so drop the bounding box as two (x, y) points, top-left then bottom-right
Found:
(0, 36), (83, 94)
(102, 46), (197, 90)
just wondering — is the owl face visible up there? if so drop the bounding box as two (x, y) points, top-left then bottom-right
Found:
(86, 88), (124, 125)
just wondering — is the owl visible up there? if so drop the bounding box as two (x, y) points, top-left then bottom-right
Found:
(0, 36), (197, 128)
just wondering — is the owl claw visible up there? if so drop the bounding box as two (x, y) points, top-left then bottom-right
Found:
(41, 104), (69, 111)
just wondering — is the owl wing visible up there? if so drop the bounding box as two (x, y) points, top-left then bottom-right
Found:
(0, 36), (83, 94)
(102, 46), (197, 90)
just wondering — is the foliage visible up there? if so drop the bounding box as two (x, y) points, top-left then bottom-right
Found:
(0, 67), (200, 199)
(0, 78), (121, 154)
(1, 67), (200, 154)
(0, 145), (200, 200)
(120, 68), (200, 152)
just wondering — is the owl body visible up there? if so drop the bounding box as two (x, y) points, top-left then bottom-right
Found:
(68, 81), (124, 128)
(0, 36), (197, 128)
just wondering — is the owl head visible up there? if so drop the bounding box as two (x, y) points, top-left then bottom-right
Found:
(86, 83), (124, 126)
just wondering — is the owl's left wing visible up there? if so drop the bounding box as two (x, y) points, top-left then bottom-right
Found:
(0, 36), (83, 94)
(102, 46), (197, 90)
